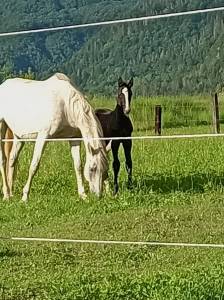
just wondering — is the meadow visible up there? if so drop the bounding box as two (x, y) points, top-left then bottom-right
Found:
(1, 95), (224, 299)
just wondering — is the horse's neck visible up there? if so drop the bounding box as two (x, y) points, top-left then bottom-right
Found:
(78, 112), (103, 151)
(113, 104), (124, 122)
(67, 95), (103, 151)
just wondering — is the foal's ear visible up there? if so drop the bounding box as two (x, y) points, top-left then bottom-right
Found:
(128, 77), (133, 88)
(118, 77), (123, 87)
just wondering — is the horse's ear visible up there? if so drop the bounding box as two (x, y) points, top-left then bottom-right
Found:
(128, 78), (133, 88)
(118, 77), (123, 87)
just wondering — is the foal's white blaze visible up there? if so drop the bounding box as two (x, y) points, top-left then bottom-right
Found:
(122, 87), (130, 114)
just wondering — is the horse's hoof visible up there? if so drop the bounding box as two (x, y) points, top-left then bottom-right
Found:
(21, 194), (28, 202)
(113, 186), (118, 196)
(80, 193), (87, 200)
(8, 192), (13, 197)
(3, 188), (10, 200)
(104, 181), (110, 194)
(127, 182), (133, 190)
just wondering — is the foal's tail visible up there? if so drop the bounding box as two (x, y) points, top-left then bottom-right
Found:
(4, 127), (13, 176)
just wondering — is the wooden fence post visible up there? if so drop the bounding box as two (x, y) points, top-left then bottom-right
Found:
(155, 105), (162, 135)
(212, 93), (220, 134)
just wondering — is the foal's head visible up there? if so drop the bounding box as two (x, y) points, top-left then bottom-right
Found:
(117, 77), (133, 115)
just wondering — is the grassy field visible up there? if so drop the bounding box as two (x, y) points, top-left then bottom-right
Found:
(1, 95), (224, 299)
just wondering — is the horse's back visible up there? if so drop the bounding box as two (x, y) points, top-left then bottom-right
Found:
(1, 73), (71, 94)
(0, 75), (72, 137)
(95, 108), (113, 115)
(0, 73), (75, 112)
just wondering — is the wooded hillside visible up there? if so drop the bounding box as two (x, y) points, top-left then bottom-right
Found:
(0, 0), (224, 95)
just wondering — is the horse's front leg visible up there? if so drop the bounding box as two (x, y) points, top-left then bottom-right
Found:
(69, 141), (86, 199)
(22, 133), (47, 202)
(7, 138), (24, 197)
(122, 139), (132, 189)
(112, 140), (120, 195)
(0, 121), (10, 199)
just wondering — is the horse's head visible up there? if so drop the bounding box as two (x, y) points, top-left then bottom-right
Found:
(84, 144), (109, 197)
(117, 77), (133, 115)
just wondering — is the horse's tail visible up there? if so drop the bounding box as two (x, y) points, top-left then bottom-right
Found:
(4, 127), (13, 176)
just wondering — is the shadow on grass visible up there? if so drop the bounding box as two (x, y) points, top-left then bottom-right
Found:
(0, 249), (20, 258)
(132, 171), (224, 194)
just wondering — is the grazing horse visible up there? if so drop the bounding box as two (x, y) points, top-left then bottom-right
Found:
(95, 77), (133, 195)
(0, 73), (108, 201)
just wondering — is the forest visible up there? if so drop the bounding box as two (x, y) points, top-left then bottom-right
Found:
(0, 0), (224, 95)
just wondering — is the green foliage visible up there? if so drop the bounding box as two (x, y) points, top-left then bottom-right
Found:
(1, 0), (224, 94)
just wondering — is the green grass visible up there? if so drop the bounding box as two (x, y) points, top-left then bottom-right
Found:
(1, 96), (224, 299)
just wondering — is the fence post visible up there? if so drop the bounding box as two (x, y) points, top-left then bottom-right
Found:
(212, 93), (220, 134)
(155, 105), (162, 135)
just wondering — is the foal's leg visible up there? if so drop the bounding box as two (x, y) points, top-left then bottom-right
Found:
(112, 140), (120, 195)
(7, 139), (24, 197)
(122, 139), (132, 188)
(22, 133), (47, 202)
(69, 140), (86, 199)
(0, 122), (9, 199)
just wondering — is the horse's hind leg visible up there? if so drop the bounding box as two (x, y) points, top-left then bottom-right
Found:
(122, 139), (132, 189)
(0, 121), (10, 199)
(22, 133), (47, 202)
(69, 141), (86, 199)
(7, 138), (24, 197)
(4, 127), (13, 177)
(112, 140), (120, 195)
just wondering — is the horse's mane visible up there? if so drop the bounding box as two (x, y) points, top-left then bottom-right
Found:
(51, 72), (107, 152)
(53, 73), (71, 82)
(66, 79), (108, 170)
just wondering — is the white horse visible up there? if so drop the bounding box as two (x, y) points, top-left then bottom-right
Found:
(0, 73), (108, 201)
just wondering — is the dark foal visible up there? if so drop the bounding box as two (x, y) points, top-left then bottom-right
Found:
(95, 77), (133, 194)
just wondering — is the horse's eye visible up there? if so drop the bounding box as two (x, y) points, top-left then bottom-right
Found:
(90, 165), (97, 173)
